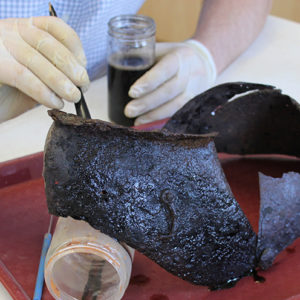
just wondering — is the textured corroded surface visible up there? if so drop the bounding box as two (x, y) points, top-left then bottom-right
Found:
(44, 110), (256, 289)
(257, 172), (300, 269)
(164, 82), (300, 157)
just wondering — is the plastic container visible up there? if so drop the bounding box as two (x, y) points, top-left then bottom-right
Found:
(107, 14), (156, 126)
(44, 217), (134, 300)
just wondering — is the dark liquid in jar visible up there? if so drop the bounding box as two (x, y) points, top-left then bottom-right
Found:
(108, 55), (153, 126)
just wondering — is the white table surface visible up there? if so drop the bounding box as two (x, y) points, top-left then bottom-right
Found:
(1, 15), (300, 163)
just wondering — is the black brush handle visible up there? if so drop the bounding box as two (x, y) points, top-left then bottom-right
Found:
(75, 89), (91, 119)
(49, 2), (91, 119)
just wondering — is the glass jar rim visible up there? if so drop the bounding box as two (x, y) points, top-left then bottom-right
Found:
(108, 14), (156, 39)
(45, 243), (132, 299)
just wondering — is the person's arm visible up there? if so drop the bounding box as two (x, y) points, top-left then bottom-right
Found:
(126, 0), (272, 125)
(194, 0), (272, 74)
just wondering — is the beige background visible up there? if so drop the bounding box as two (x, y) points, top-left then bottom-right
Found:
(138, 0), (300, 42)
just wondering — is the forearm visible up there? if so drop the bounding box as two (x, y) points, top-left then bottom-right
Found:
(193, 0), (272, 74)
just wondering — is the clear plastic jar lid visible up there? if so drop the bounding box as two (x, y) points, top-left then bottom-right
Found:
(45, 223), (134, 300)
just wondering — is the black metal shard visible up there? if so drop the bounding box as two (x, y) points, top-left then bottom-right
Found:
(164, 81), (300, 279)
(164, 82), (300, 157)
(257, 172), (300, 270)
(43, 110), (257, 289)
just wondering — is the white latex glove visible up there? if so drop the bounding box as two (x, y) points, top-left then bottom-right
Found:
(0, 16), (89, 123)
(125, 39), (217, 125)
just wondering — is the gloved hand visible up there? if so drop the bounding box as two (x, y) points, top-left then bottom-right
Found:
(0, 16), (89, 123)
(125, 39), (217, 125)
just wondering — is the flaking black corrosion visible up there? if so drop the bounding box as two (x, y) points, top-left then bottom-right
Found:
(44, 110), (257, 289)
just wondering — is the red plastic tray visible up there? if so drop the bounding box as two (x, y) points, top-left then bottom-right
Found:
(1, 141), (300, 299)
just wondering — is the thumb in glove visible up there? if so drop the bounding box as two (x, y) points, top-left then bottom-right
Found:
(0, 85), (36, 123)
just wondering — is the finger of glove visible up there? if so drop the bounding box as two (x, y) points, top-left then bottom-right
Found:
(0, 53), (63, 108)
(128, 51), (180, 98)
(134, 92), (191, 126)
(2, 34), (81, 102)
(0, 85), (36, 123)
(32, 16), (87, 67)
(125, 74), (187, 118)
(18, 19), (89, 88)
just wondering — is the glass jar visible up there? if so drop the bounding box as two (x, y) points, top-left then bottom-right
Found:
(107, 14), (156, 126)
(44, 217), (134, 300)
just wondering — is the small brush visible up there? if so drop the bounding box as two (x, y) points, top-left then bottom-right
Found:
(48, 2), (91, 119)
